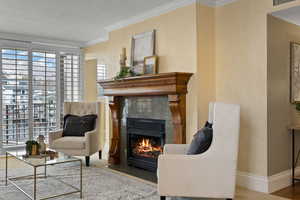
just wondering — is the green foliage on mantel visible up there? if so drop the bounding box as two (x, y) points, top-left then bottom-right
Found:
(296, 103), (300, 112)
(114, 67), (135, 80)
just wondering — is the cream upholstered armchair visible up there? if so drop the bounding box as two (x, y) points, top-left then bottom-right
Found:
(158, 102), (240, 200)
(49, 102), (104, 166)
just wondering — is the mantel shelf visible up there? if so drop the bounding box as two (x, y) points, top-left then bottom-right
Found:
(97, 72), (193, 96)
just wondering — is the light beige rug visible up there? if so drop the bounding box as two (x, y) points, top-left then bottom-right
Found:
(0, 155), (288, 200)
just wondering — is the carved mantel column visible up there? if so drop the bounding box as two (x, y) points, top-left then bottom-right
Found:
(168, 94), (186, 144)
(108, 96), (121, 164)
(98, 72), (193, 165)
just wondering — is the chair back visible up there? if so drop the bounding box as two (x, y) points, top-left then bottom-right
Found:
(63, 102), (101, 137)
(206, 102), (240, 159)
(203, 102), (240, 192)
(64, 102), (99, 116)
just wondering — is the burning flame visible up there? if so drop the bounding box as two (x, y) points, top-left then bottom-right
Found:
(133, 138), (163, 158)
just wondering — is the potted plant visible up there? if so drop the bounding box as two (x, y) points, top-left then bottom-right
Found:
(296, 103), (300, 112)
(25, 140), (39, 156)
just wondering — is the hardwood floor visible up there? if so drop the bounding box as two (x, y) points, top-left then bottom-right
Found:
(273, 183), (300, 199)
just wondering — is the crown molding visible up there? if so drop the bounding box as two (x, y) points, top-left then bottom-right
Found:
(84, 33), (109, 47)
(197, 0), (237, 7)
(105, 0), (196, 32)
(85, 0), (238, 46)
(84, 0), (197, 46)
(214, 0), (238, 6)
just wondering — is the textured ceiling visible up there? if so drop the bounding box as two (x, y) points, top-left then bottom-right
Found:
(0, 0), (177, 44)
(272, 6), (300, 27)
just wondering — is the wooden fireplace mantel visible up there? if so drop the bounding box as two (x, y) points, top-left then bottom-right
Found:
(98, 72), (193, 164)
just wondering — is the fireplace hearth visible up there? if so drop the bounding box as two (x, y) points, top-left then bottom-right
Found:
(127, 118), (165, 172)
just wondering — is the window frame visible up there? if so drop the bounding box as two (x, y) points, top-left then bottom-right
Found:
(0, 40), (82, 148)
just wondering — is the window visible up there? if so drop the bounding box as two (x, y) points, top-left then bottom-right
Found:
(61, 54), (81, 102)
(1, 48), (29, 146)
(0, 45), (81, 148)
(97, 64), (107, 96)
(32, 51), (57, 139)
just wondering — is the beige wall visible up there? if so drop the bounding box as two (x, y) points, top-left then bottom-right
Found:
(215, 0), (270, 176)
(267, 15), (300, 175)
(84, 59), (97, 101)
(83, 0), (300, 178)
(85, 4), (200, 142)
(196, 3), (216, 127)
(215, 0), (300, 177)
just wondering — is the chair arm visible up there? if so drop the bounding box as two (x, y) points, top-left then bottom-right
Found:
(48, 129), (63, 147)
(163, 144), (189, 155)
(158, 154), (236, 198)
(85, 129), (100, 155)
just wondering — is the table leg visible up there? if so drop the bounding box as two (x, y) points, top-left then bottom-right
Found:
(34, 167), (37, 200)
(5, 152), (8, 186)
(44, 157), (47, 178)
(293, 129), (295, 186)
(80, 160), (83, 199)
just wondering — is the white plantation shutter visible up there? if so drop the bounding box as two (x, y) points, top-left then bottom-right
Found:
(59, 53), (81, 127)
(61, 54), (81, 102)
(97, 64), (107, 96)
(0, 43), (82, 147)
(32, 51), (57, 139)
(1, 48), (30, 146)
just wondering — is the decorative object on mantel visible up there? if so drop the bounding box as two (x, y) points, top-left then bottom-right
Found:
(296, 103), (300, 112)
(119, 47), (127, 68)
(131, 30), (156, 75)
(114, 66), (134, 80)
(290, 42), (300, 103)
(98, 72), (193, 165)
(114, 47), (135, 80)
(144, 55), (158, 74)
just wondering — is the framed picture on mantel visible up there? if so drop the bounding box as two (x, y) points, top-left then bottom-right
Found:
(131, 30), (155, 68)
(144, 55), (158, 74)
(291, 42), (300, 103)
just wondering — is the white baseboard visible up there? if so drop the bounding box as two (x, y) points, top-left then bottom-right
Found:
(237, 171), (269, 193)
(237, 167), (300, 194)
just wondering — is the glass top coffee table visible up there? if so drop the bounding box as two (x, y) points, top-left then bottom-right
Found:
(5, 149), (82, 200)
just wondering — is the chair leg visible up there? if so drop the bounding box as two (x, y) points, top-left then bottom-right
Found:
(85, 156), (90, 167)
(160, 196), (166, 200)
(99, 150), (102, 159)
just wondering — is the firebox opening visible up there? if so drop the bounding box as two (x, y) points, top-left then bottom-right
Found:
(127, 118), (165, 172)
(132, 136), (163, 159)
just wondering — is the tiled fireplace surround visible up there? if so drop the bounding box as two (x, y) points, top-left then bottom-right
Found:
(120, 96), (173, 168)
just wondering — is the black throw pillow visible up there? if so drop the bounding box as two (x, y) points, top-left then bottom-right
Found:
(187, 121), (213, 155)
(63, 114), (97, 137)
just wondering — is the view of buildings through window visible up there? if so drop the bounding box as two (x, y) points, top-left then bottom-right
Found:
(1, 49), (29, 146)
(0, 48), (81, 147)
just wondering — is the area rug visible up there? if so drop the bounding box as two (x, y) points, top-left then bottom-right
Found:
(0, 162), (162, 200)
(0, 161), (210, 200)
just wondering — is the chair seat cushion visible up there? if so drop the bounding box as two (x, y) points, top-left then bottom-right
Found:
(187, 121), (213, 155)
(63, 114), (97, 137)
(51, 137), (85, 149)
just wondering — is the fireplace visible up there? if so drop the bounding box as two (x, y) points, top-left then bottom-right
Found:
(127, 118), (165, 172)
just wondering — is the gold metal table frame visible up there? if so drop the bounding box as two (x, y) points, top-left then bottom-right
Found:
(5, 151), (83, 200)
